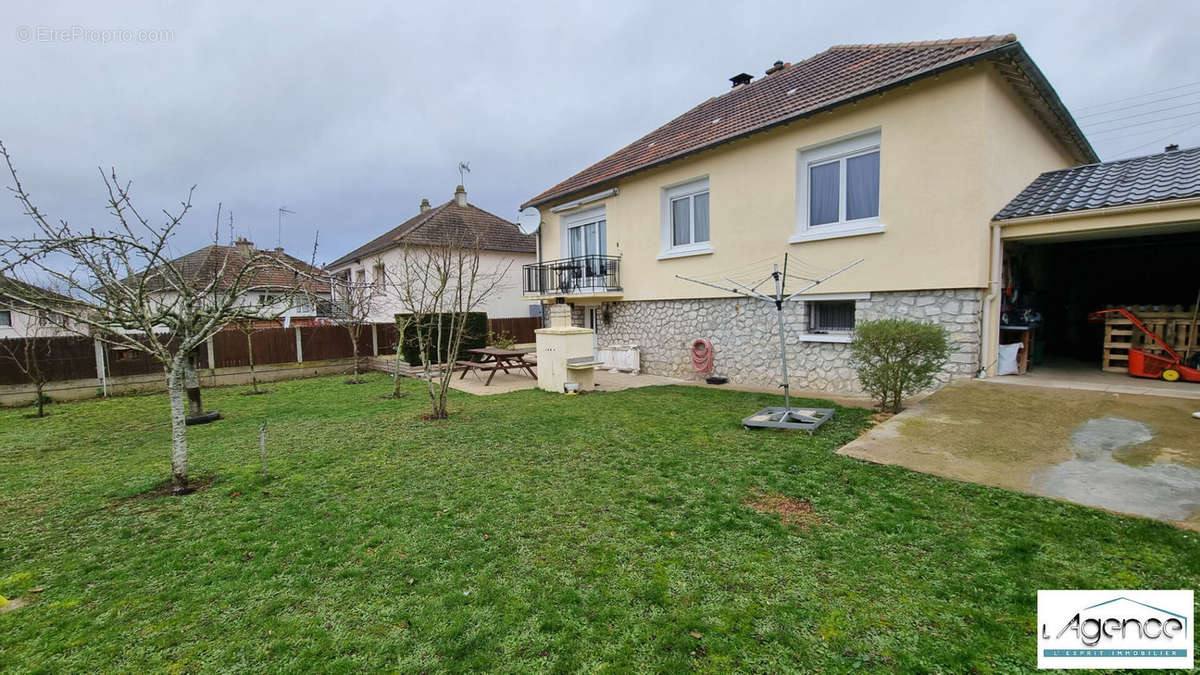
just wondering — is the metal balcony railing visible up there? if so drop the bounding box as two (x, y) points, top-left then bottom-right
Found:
(522, 255), (621, 296)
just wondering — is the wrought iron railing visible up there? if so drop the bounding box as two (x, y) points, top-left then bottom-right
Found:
(522, 255), (621, 296)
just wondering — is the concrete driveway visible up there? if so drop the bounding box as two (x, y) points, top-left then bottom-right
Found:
(838, 380), (1200, 529)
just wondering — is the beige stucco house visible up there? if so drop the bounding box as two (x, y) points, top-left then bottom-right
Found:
(519, 35), (1102, 392)
(327, 185), (537, 323)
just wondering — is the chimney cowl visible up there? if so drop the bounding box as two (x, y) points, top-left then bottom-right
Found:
(765, 60), (786, 75)
(1165, 144), (1180, 152)
(454, 184), (467, 207)
(730, 72), (752, 88)
(419, 197), (431, 213)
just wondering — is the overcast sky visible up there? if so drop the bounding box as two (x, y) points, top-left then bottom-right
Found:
(3, 1), (1199, 265)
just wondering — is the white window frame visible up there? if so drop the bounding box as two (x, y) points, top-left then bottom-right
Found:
(796, 292), (869, 343)
(658, 176), (712, 260)
(792, 130), (884, 244)
(560, 205), (607, 259)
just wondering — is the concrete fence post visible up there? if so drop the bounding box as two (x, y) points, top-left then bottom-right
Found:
(371, 324), (379, 356)
(206, 336), (216, 371)
(295, 326), (304, 363)
(93, 337), (108, 396)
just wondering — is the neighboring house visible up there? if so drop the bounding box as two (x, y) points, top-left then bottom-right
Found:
(326, 185), (537, 322)
(133, 238), (332, 326)
(0, 275), (86, 339)
(520, 34), (1099, 393)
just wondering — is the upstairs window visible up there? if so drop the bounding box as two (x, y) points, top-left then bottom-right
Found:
(794, 130), (884, 243)
(659, 177), (711, 259)
(373, 263), (386, 290)
(0, 310), (11, 327)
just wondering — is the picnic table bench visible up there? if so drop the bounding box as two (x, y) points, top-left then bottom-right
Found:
(456, 347), (536, 386)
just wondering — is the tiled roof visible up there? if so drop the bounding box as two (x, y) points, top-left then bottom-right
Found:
(134, 244), (331, 294)
(0, 274), (79, 308)
(523, 35), (1094, 209)
(327, 196), (535, 268)
(995, 146), (1200, 220)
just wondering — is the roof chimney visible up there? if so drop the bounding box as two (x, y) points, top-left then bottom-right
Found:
(1165, 144), (1180, 152)
(234, 237), (254, 255)
(419, 197), (431, 213)
(730, 72), (752, 88)
(765, 60), (785, 75)
(454, 185), (467, 207)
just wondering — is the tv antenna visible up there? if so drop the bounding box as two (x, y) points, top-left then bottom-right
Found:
(676, 254), (863, 432)
(457, 161), (471, 186)
(277, 207), (295, 249)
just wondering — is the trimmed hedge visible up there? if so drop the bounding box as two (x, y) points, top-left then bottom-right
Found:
(395, 312), (488, 366)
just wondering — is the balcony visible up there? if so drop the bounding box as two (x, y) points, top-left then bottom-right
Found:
(523, 255), (622, 299)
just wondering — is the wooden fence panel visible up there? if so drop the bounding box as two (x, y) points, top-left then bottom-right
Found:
(376, 323), (399, 355)
(488, 317), (541, 344)
(0, 336), (97, 385)
(300, 325), (356, 361)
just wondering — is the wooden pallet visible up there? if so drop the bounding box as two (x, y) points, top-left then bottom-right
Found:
(1101, 306), (1200, 373)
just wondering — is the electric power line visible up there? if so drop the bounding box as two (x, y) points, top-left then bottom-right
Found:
(1109, 120), (1200, 158)
(1083, 109), (1200, 134)
(1079, 100), (1200, 128)
(1074, 79), (1200, 112)
(1076, 89), (1200, 119)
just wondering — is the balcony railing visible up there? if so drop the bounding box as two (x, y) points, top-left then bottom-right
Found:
(523, 255), (621, 296)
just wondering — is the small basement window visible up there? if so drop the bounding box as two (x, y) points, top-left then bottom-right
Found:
(807, 300), (855, 333)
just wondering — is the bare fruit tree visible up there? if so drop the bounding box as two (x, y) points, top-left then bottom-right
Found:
(387, 235), (507, 419)
(0, 141), (316, 494)
(0, 322), (51, 417)
(328, 265), (376, 384)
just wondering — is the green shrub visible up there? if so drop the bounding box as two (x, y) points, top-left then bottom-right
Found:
(396, 312), (488, 366)
(849, 319), (951, 413)
(488, 329), (516, 350)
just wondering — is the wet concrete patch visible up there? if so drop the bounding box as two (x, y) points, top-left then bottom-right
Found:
(1032, 417), (1200, 522)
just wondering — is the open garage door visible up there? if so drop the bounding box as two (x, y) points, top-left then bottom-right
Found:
(1001, 230), (1200, 373)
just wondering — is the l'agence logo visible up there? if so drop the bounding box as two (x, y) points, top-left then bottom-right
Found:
(1037, 590), (1193, 669)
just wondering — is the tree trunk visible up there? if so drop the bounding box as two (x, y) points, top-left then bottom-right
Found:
(246, 331), (259, 393)
(35, 382), (45, 417)
(184, 356), (203, 417)
(391, 339), (405, 398)
(167, 360), (190, 494)
(350, 332), (360, 383)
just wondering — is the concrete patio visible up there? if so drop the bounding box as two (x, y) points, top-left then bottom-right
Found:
(839, 379), (1200, 530)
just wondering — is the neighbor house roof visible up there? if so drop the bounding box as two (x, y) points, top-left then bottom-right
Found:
(131, 243), (331, 294)
(995, 146), (1200, 220)
(0, 274), (79, 308)
(523, 35), (1096, 209)
(327, 195), (535, 269)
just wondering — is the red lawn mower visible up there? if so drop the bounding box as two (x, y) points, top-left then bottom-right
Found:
(1089, 308), (1200, 383)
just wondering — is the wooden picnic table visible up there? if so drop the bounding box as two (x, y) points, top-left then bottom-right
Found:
(456, 347), (536, 386)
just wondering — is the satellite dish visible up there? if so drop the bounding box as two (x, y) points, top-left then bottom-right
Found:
(517, 206), (542, 235)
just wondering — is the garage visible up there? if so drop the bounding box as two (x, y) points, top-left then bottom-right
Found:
(989, 146), (1200, 387)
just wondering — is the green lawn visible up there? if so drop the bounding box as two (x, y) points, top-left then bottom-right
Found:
(0, 375), (1196, 672)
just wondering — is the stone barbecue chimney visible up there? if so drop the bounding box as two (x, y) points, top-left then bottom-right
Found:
(454, 185), (467, 207)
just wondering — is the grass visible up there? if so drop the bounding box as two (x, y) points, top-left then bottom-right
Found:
(0, 374), (1197, 672)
